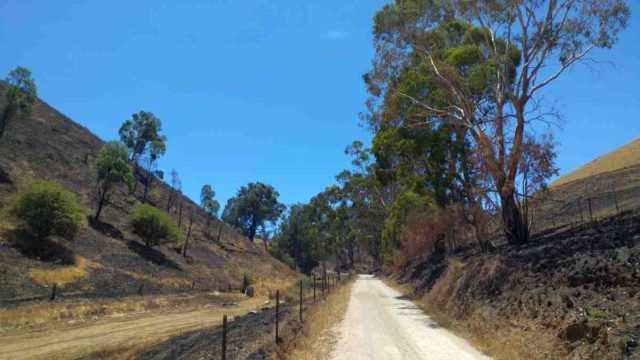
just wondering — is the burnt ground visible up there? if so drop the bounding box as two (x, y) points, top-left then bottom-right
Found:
(396, 210), (640, 359)
(0, 83), (297, 309)
(133, 305), (297, 360)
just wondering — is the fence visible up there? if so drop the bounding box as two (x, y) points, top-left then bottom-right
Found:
(0, 278), (237, 307)
(529, 168), (640, 235)
(219, 271), (353, 359)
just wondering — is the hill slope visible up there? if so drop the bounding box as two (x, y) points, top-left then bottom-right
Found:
(552, 138), (640, 187)
(0, 85), (297, 304)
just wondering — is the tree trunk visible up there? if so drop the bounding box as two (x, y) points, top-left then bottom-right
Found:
(94, 189), (107, 222)
(216, 222), (224, 243)
(500, 191), (529, 245)
(182, 214), (194, 257)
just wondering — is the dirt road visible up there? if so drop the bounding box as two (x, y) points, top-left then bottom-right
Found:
(0, 298), (265, 360)
(330, 275), (490, 360)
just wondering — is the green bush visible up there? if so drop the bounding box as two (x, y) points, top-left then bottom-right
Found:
(6, 180), (84, 241)
(242, 272), (255, 292)
(129, 203), (180, 247)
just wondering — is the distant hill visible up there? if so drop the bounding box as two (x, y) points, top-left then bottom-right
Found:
(0, 83), (296, 303)
(532, 137), (640, 233)
(552, 137), (640, 187)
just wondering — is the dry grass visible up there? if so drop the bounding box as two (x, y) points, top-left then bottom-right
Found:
(28, 256), (91, 286)
(0, 290), (244, 332)
(276, 278), (354, 360)
(552, 137), (640, 187)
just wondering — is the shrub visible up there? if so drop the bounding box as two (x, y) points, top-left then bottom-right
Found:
(242, 272), (255, 292)
(6, 180), (84, 241)
(129, 203), (180, 247)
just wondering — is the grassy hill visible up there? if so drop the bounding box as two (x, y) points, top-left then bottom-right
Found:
(529, 138), (640, 233)
(552, 138), (640, 187)
(0, 84), (297, 306)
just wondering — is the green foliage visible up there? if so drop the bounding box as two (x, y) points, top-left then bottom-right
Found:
(6, 180), (84, 241)
(222, 182), (285, 240)
(1, 66), (37, 138)
(129, 203), (180, 247)
(118, 111), (166, 163)
(94, 141), (134, 220)
(241, 272), (255, 291)
(5, 66), (37, 117)
(381, 190), (435, 259)
(200, 184), (220, 219)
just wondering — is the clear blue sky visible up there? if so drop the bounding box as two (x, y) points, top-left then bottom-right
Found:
(1, 1), (639, 208)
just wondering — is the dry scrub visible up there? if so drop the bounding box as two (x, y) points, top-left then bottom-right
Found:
(275, 279), (354, 360)
(387, 259), (566, 360)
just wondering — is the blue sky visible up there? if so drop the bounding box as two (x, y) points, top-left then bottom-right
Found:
(1, 1), (639, 208)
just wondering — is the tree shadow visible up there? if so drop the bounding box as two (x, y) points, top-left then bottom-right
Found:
(8, 229), (75, 265)
(88, 216), (124, 240)
(126, 240), (182, 271)
(0, 166), (12, 185)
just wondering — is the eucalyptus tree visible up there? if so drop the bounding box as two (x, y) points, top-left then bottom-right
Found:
(93, 141), (134, 221)
(367, 0), (630, 244)
(1, 66), (37, 139)
(200, 184), (220, 238)
(222, 182), (285, 241)
(118, 111), (167, 202)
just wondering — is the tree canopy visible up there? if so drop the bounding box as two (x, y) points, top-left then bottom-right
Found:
(1, 66), (37, 138)
(222, 182), (285, 241)
(93, 141), (134, 221)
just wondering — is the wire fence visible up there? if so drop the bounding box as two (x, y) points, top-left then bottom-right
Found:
(219, 272), (353, 360)
(530, 170), (640, 235)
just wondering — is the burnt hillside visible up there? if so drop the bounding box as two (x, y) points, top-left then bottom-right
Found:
(0, 84), (297, 302)
(396, 210), (640, 359)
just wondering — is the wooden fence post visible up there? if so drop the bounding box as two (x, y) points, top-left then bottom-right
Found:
(222, 315), (227, 360)
(299, 280), (303, 323)
(275, 290), (280, 343)
(49, 283), (57, 301)
(138, 284), (144, 296)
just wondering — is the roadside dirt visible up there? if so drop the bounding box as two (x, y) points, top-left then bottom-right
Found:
(0, 297), (268, 360)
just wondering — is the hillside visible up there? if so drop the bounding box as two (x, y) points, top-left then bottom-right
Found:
(552, 138), (640, 187)
(532, 139), (640, 234)
(0, 84), (297, 306)
(390, 140), (640, 359)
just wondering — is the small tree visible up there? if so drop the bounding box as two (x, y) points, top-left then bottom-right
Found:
(118, 111), (166, 163)
(166, 169), (182, 212)
(6, 180), (84, 242)
(1, 66), (37, 139)
(118, 111), (166, 201)
(94, 141), (134, 221)
(200, 184), (220, 238)
(129, 203), (180, 247)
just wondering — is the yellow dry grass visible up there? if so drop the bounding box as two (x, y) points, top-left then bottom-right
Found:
(28, 256), (91, 286)
(277, 279), (354, 360)
(552, 137), (640, 187)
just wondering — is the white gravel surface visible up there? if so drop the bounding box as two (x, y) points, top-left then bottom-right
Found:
(330, 274), (491, 360)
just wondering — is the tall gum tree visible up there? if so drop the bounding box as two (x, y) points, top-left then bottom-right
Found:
(367, 0), (630, 244)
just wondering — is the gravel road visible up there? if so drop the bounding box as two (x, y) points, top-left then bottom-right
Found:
(330, 275), (491, 360)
